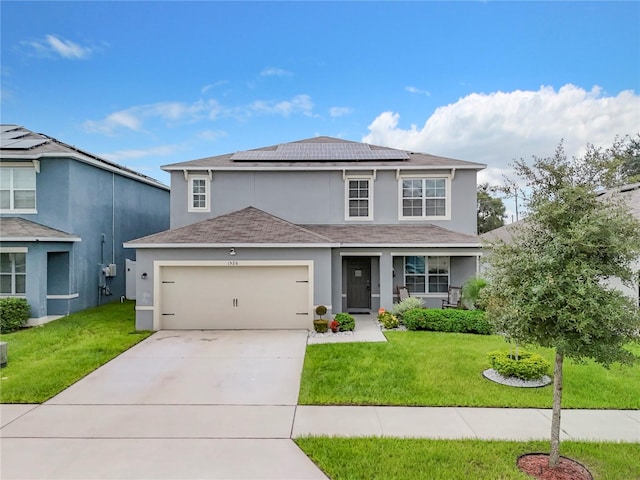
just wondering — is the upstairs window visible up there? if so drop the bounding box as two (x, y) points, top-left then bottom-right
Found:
(0, 167), (36, 213)
(404, 256), (450, 294)
(188, 175), (210, 212)
(346, 177), (373, 220)
(400, 176), (449, 219)
(0, 252), (26, 295)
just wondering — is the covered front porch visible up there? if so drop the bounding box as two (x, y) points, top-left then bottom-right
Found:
(330, 248), (481, 314)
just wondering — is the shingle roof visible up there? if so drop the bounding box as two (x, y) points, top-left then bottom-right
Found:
(302, 224), (479, 246)
(163, 136), (485, 171)
(0, 125), (168, 190)
(127, 207), (480, 247)
(0, 217), (80, 242)
(127, 207), (335, 246)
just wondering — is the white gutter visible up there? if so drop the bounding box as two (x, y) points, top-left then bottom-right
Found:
(1, 236), (82, 242)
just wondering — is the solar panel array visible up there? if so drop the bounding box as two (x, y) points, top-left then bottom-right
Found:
(231, 143), (409, 161)
(0, 127), (49, 150)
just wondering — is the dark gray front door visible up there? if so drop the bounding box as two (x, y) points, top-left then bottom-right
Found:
(346, 258), (371, 310)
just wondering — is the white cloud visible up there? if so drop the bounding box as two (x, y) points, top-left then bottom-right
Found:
(405, 86), (431, 96)
(250, 94), (314, 117)
(260, 67), (293, 77)
(201, 81), (229, 94)
(83, 99), (223, 135)
(101, 144), (180, 162)
(363, 84), (640, 183)
(22, 34), (95, 60)
(329, 106), (354, 117)
(196, 129), (227, 141)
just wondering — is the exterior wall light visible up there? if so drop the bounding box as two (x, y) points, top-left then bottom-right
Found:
(141, 272), (148, 279)
(229, 248), (237, 256)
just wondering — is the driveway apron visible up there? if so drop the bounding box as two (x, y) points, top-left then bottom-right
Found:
(1, 330), (327, 480)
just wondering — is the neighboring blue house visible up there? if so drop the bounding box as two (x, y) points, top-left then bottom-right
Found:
(0, 125), (170, 324)
(127, 136), (485, 331)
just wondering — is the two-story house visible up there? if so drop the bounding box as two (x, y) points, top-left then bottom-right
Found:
(126, 136), (485, 331)
(0, 125), (170, 324)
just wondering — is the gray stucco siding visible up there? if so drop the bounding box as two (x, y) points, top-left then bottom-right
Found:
(170, 168), (478, 234)
(132, 247), (332, 331)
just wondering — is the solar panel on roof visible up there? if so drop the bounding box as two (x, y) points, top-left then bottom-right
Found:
(231, 143), (409, 161)
(0, 139), (48, 149)
(1, 130), (29, 141)
(0, 125), (22, 133)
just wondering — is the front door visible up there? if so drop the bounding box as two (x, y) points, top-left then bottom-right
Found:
(346, 258), (371, 311)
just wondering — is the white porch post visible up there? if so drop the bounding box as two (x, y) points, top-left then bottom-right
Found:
(379, 252), (394, 310)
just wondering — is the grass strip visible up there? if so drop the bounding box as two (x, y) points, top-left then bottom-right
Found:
(295, 438), (640, 480)
(0, 301), (151, 403)
(298, 331), (640, 409)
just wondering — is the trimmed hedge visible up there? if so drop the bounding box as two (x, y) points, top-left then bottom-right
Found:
(403, 308), (492, 335)
(334, 313), (356, 332)
(0, 297), (30, 333)
(487, 349), (551, 380)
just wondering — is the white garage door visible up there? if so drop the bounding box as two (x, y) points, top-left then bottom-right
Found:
(159, 264), (310, 329)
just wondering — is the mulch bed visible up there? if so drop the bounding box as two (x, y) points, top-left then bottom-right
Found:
(517, 453), (593, 480)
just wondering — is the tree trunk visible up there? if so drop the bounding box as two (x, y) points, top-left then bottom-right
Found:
(549, 350), (564, 468)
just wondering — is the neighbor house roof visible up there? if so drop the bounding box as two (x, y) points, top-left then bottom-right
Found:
(0, 217), (81, 242)
(126, 206), (480, 248)
(162, 136), (486, 172)
(481, 182), (640, 244)
(0, 125), (169, 190)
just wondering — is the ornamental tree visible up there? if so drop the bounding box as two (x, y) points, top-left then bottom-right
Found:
(483, 141), (640, 468)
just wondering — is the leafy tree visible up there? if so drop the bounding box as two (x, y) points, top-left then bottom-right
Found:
(582, 134), (640, 187)
(477, 183), (506, 234)
(483, 142), (640, 469)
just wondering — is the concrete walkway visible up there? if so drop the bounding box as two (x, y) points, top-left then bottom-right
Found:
(292, 406), (640, 442)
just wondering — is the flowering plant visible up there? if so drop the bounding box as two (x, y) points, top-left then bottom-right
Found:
(330, 320), (340, 333)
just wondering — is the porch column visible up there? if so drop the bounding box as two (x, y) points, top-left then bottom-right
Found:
(379, 252), (394, 310)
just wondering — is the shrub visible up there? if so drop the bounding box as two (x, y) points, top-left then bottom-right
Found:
(487, 349), (551, 380)
(391, 296), (424, 321)
(315, 305), (327, 319)
(0, 297), (30, 333)
(378, 311), (399, 329)
(461, 277), (488, 310)
(313, 319), (329, 333)
(330, 320), (340, 333)
(334, 313), (355, 332)
(403, 308), (493, 335)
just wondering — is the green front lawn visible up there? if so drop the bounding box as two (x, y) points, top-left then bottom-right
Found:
(295, 438), (640, 480)
(0, 301), (152, 403)
(299, 331), (640, 409)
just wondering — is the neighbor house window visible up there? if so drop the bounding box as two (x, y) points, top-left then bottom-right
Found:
(0, 252), (26, 295)
(0, 167), (36, 212)
(345, 177), (372, 220)
(400, 177), (448, 219)
(404, 256), (450, 294)
(188, 176), (210, 212)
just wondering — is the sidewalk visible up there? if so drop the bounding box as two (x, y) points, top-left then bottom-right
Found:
(292, 406), (640, 442)
(303, 314), (640, 443)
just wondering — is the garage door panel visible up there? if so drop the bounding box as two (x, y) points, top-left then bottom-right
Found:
(159, 265), (310, 330)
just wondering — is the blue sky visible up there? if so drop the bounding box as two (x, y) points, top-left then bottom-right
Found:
(2, 1), (639, 219)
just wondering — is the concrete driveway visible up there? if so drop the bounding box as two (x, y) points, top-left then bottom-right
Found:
(1, 330), (327, 480)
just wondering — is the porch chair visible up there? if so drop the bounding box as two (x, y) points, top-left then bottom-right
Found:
(397, 285), (410, 301)
(442, 286), (462, 309)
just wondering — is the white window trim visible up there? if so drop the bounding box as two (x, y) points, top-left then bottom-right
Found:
(0, 166), (37, 214)
(0, 251), (27, 296)
(403, 256), (450, 295)
(344, 175), (373, 221)
(398, 174), (451, 221)
(187, 175), (210, 213)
